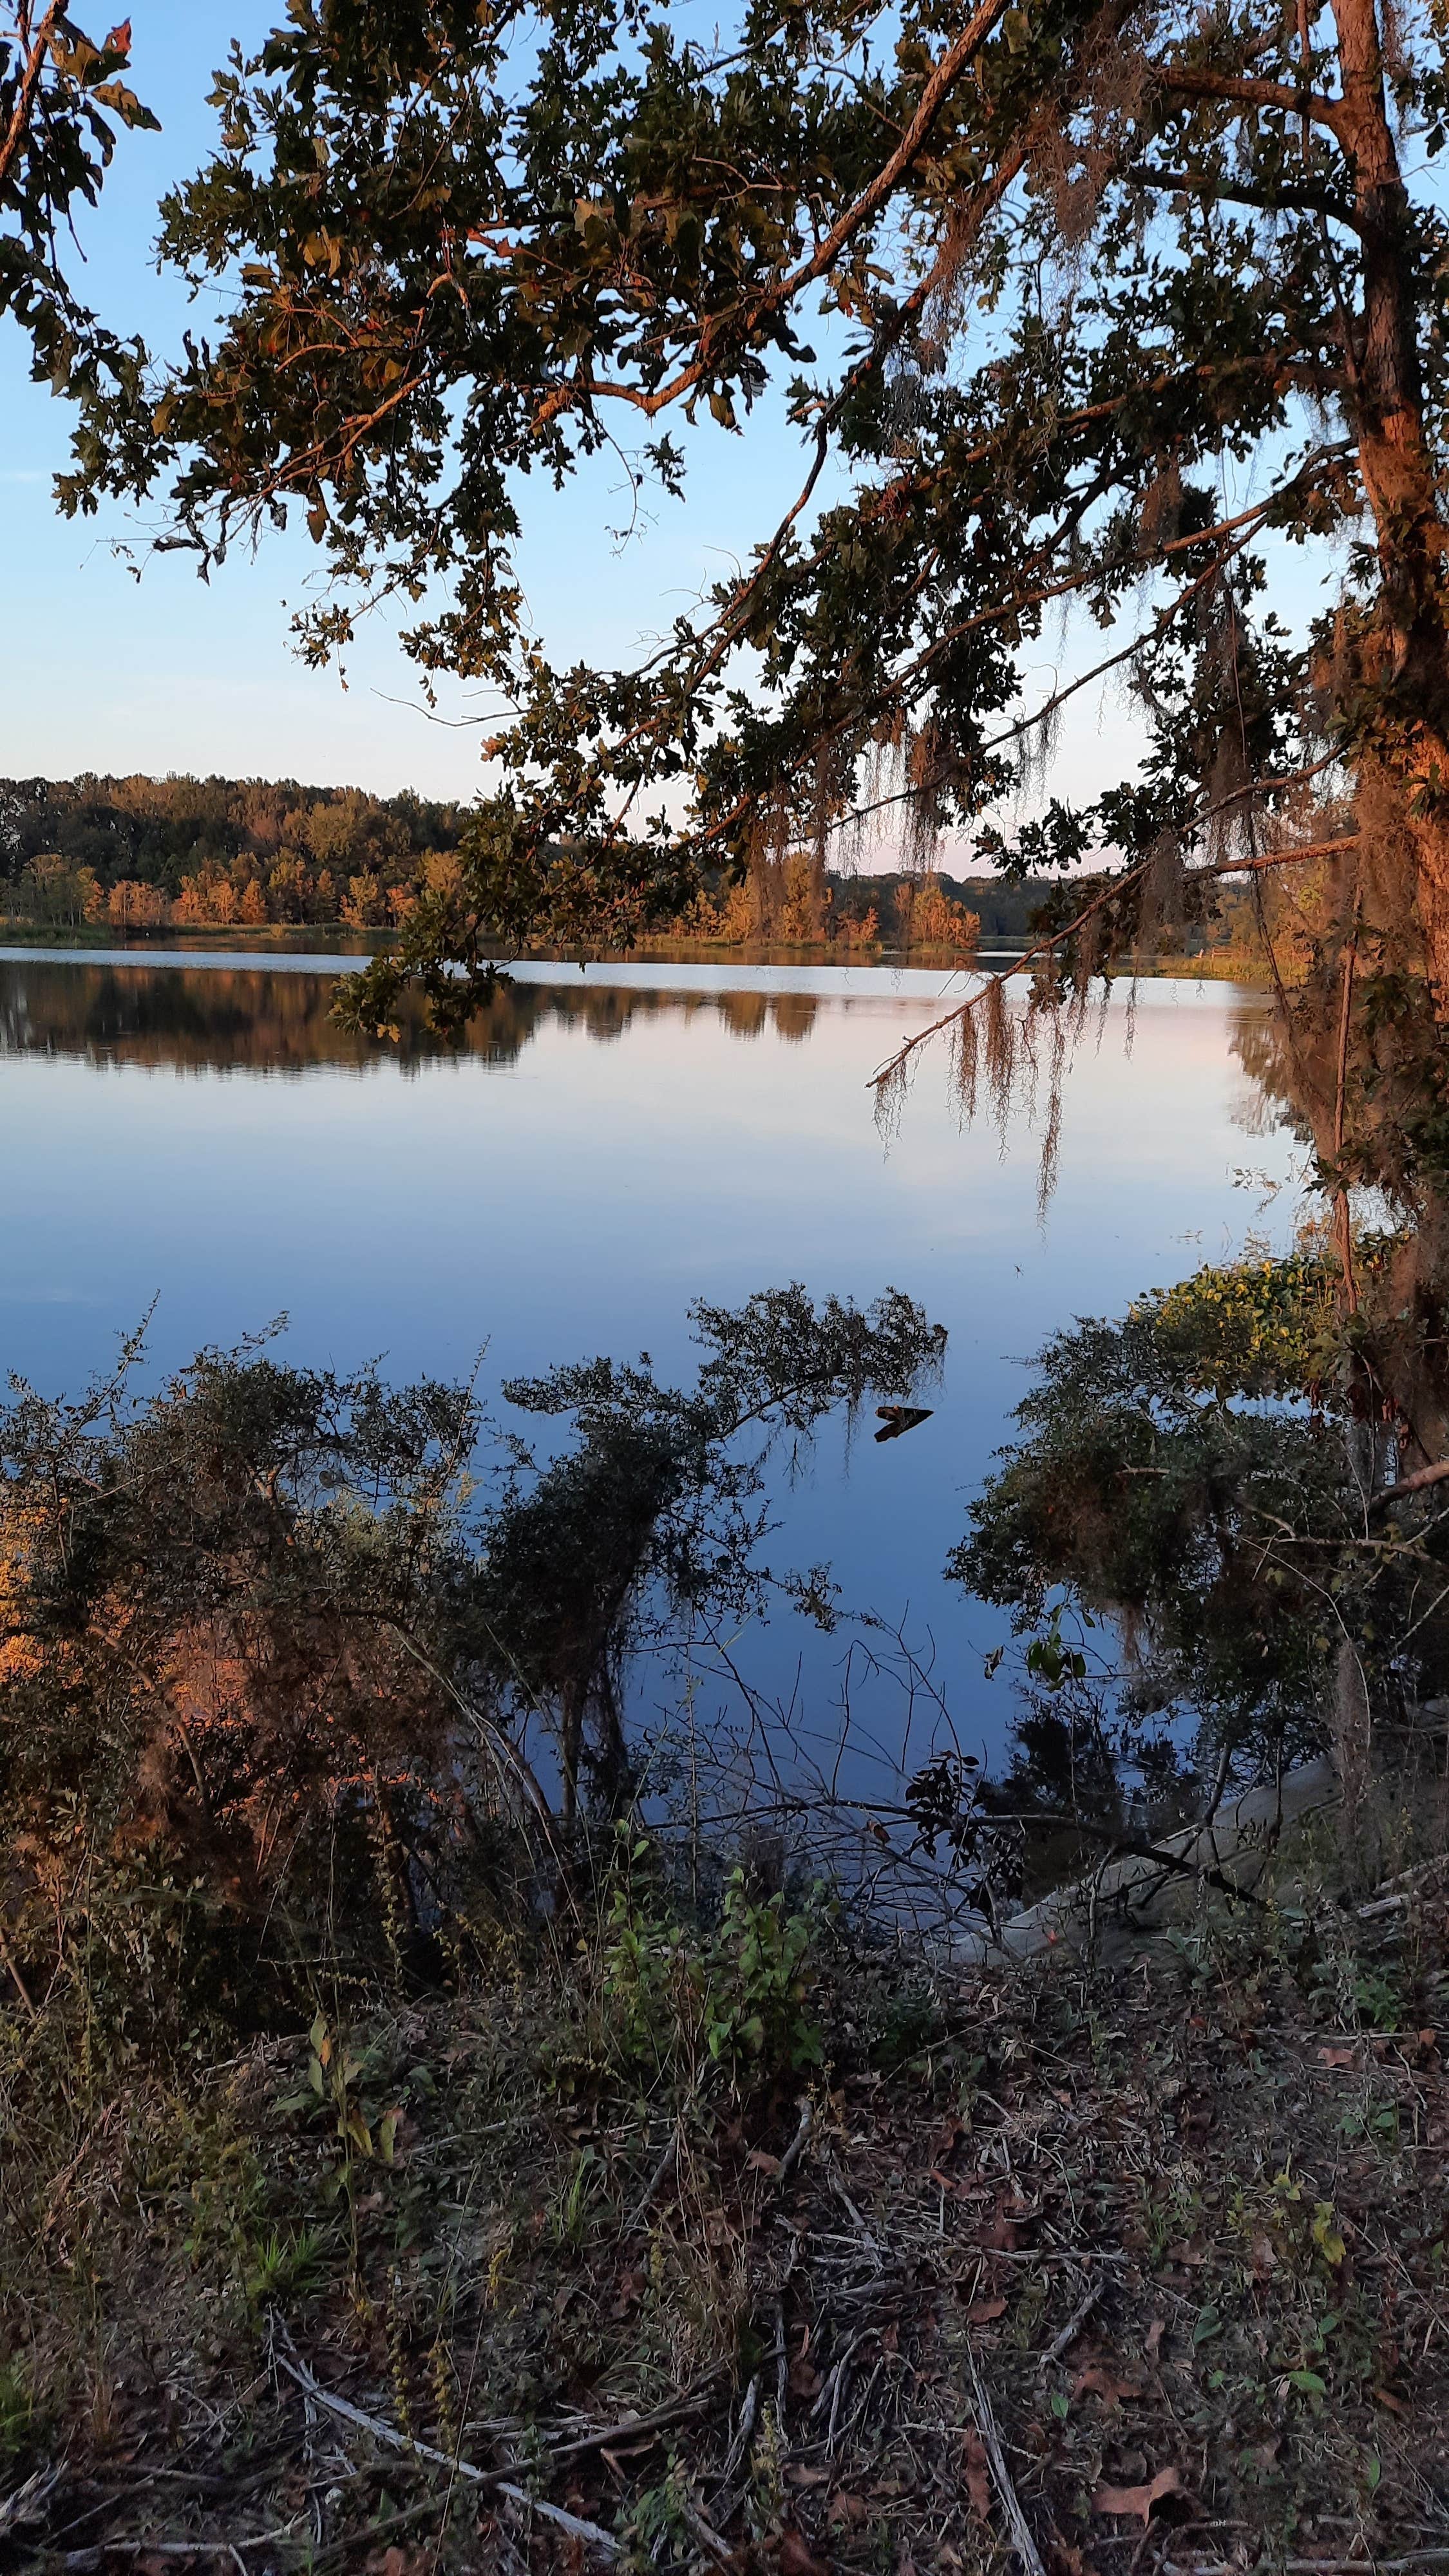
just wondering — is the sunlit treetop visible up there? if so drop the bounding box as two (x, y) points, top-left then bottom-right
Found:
(45, 0), (1449, 1045)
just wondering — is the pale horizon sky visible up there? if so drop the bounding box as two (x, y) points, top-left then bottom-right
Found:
(1, 2), (1164, 833)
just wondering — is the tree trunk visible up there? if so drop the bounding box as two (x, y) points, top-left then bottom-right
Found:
(1331, 0), (1449, 996)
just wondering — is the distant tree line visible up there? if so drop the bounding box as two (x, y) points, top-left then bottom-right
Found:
(0, 772), (1054, 951)
(0, 773), (468, 932)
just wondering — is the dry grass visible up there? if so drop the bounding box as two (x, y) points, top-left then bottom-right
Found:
(2, 1827), (1448, 2574)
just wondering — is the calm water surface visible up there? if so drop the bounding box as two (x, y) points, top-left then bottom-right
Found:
(0, 952), (1299, 1792)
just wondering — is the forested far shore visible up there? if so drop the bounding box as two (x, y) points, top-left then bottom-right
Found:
(0, 771), (1230, 954)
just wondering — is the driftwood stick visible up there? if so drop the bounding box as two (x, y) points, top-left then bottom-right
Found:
(1038, 2273), (1104, 2367)
(776, 2096), (815, 2184)
(965, 2349), (1046, 2576)
(273, 2352), (619, 2559)
(721, 2376), (758, 2484)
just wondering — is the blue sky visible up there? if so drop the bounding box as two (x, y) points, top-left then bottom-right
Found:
(0, 1), (1160, 822)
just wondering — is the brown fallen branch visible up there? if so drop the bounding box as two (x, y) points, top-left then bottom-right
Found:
(60, 2539), (301, 2567)
(545, 2372), (728, 2464)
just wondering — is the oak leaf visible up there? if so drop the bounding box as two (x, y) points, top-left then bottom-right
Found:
(1092, 2465), (1184, 2523)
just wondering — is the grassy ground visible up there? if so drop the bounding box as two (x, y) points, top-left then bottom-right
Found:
(2, 1823), (1446, 2574)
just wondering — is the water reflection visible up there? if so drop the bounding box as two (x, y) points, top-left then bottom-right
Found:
(0, 958), (826, 1076)
(0, 951), (1303, 1873)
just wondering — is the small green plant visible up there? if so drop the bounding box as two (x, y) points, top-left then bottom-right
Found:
(600, 1857), (825, 2096)
(553, 2145), (606, 2249)
(298, 2012), (402, 2166)
(705, 1870), (824, 2082)
(619, 2457), (704, 2570)
(242, 2225), (329, 2307)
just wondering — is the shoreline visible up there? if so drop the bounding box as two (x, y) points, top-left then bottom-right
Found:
(0, 920), (1267, 983)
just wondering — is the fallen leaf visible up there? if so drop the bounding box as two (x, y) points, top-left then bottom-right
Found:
(1072, 2363), (1146, 2404)
(785, 2463), (831, 2486)
(828, 2492), (868, 2526)
(1144, 2319), (1165, 2359)
(1165, 2237), (1208, 2268)
(1250, 2233), (1278, 2280)
(963, 2430), (992, 2521)
(1318, 2045), (1357, 2068)
(1092, 2465), (1184, 2524)
(963, 2295), (1007, 2325)
(1373, 2385), (1407, 2413)
(777, 2532), (828, 2575)
(977, 2213), (1019, 2252)
(745, 2148), (781, 2175)
(1046, 2544), (1091, 2576)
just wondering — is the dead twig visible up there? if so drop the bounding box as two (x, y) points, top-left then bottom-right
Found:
(61, 2537), (301, 2567)
(1038, 2273), (1104, 2367)
(0, 2466), (60, 2537)
(964, 2347), (1047, 2576)
(545, 2371), (727, 2463)
(272, 2349), (619, 2559)
(628, 2122), (681, 2231)
(777, 2096), (815, 2184)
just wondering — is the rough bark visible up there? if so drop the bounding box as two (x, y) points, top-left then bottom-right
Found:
(1329, 0), (1449, 998)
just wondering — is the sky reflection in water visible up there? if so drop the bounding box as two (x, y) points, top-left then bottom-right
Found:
(0, 953), (1300, 1794)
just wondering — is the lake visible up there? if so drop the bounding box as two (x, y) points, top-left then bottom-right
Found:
(0, 950), (1298, 1845)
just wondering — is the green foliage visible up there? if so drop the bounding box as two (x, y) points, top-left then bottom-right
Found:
(478, 1283), (943, 1812)
(240, 2224), (328, 2307)
(0, 772), (466, 908)
(0, 8), (156, 408)
(43, 0), (1449, 1028)
(600, 1859), (825, 2096)
(954, 1241), (1449, 1759)
(707, 1868), (825, 2079)
(0, 1283), (942, 2020)
(1137, 1253), (1342, 1403)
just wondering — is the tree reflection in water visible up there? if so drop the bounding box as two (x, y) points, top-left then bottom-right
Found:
(0, 959), (821, 1079)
